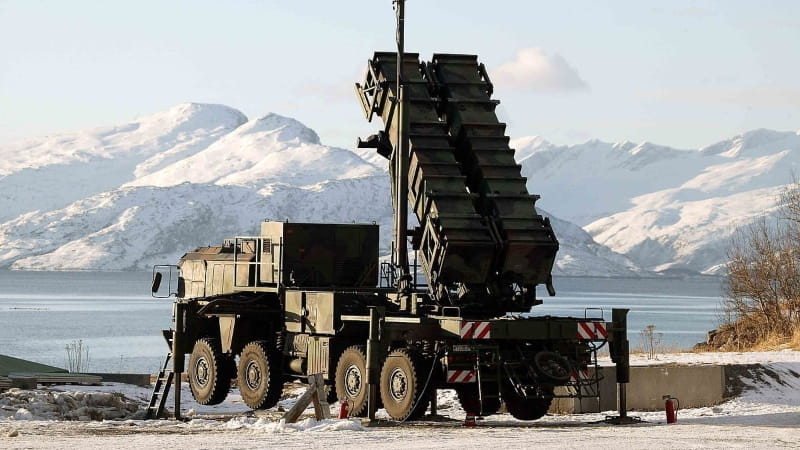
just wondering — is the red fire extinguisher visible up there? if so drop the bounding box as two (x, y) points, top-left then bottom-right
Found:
(338, 400), (349, 419)
(663, 395), (679, 424)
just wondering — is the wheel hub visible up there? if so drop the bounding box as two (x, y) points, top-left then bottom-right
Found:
(389, 367), (408, 401)
(345, 364), (362, 397)
(245, 360), (262, 390)
(194, 356), (209, 387)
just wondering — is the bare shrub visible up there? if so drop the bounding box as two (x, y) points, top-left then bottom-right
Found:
(65, 339), (90, 373)
(639, 324), (663, 360)
(720, 179), (800, 349)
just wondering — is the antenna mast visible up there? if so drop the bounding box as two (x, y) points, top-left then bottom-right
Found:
(393, 0), (412, 295)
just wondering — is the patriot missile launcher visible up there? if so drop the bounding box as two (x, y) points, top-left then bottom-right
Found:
(147, 1), (630, 422)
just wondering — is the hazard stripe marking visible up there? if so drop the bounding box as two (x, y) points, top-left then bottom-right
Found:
(460, 322), (474, 339)
(447, 370), (477, 383)
(460, 321), (491, 339)
(474, 322), (491, 339)
(570, 368), (591, 382)
(577, 321), (609, 340)
(577, 321), (595, 339)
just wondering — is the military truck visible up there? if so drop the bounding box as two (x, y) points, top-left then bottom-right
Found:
(148, 2), (630, 422)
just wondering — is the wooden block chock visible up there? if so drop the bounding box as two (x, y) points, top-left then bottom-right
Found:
(283, 373), (331, 423)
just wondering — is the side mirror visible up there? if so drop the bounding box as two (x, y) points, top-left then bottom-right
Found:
(151, 272), (163, 294)
(177, 277), (186, 298)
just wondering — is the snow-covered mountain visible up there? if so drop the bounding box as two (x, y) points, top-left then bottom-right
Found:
(0, 103), (247, 224)
(0, 103), (637, 277)
(515, 129), (800, 274)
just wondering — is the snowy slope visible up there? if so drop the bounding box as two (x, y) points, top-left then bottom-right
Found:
(127, 113), (379, 188)
(546, 212), (641, 277)
(516, 129), (800, 274)
(0, 103), (246, 224)
(0, 103), (636, 276)
(0, 180), (392, 271)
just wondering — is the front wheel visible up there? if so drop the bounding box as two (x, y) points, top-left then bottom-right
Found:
(379, 349), (430, 421)
(237, 341), (283, 410)
(188, 338), (230, 405)
(334, 346), (368, 416)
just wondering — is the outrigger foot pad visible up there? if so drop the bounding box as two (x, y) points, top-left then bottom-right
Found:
(601, 415), (646, 425)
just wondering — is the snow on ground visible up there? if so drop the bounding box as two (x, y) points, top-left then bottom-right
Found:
(2, 352), (800, 448)
(615, 349), (800, 366)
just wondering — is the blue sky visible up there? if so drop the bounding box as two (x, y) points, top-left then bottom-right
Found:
(1, 0), (798, 150)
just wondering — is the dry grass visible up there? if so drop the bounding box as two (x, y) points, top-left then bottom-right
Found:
(754, 328), (800, 351)
(705, 320), (800, 352)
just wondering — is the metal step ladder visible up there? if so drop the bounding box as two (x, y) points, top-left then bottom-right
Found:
(474, 350), (500, 415)
(145, 352), (173, 419)
(146, 331), (175, 420)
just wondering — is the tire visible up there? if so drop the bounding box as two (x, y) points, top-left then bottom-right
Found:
(188, 338), (230, 405)
(533, 351), (571, 383)
(237, 340), (283, 410)
(502, 385), (553, 421)
(379, 349), (430, 421)
(334, 346), (368, 417)
(455, 384), (501, 416)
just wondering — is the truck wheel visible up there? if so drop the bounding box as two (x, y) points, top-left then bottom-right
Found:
(379, 349), (430, 421)
(502, 386), (553, 421)
(533, 351), (571, 383)
(455, 385), (501, 416)
(188, 338), (230, 405)
(237, 341), (283, 410)
(334, 346), (368, 416)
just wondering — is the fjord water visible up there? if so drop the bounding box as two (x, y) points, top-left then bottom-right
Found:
(0, 271), (723, 373)
(534, 277), (723, 350)
(0, 271), (170, 374)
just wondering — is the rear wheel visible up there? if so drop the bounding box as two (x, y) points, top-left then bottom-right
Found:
(502, 385), (553, 421)
(379, 349), (430, 421)
(334, 346), (368, 417)
(188, 338), (230, 405)
(455, 384), (501, 416)
(237, 341), (283, 410)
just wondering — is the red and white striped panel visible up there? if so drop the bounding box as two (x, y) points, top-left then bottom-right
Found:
(460, 321), (491, 339)
(447, 369), (477, 383)
(576, 321), (608, 340)
(570, 367), (590, 383)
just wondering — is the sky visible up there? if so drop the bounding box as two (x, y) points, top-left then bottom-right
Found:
(1, 0), (799, 151)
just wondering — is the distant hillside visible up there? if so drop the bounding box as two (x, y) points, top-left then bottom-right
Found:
(514, 128), (800, 274)
(0, 103), (639, 277)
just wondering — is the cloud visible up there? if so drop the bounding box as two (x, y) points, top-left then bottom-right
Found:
(491, 48), (589, 92)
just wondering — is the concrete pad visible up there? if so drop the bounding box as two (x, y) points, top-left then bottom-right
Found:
(550, 364), (727, 414)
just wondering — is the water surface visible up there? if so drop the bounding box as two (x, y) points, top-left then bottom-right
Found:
(0, 271), (723, 373)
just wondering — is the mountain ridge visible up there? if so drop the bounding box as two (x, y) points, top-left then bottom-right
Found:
(0, 103), (639, 277)
(515, 127), (800, 274)
(5, 102), (793, 277)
